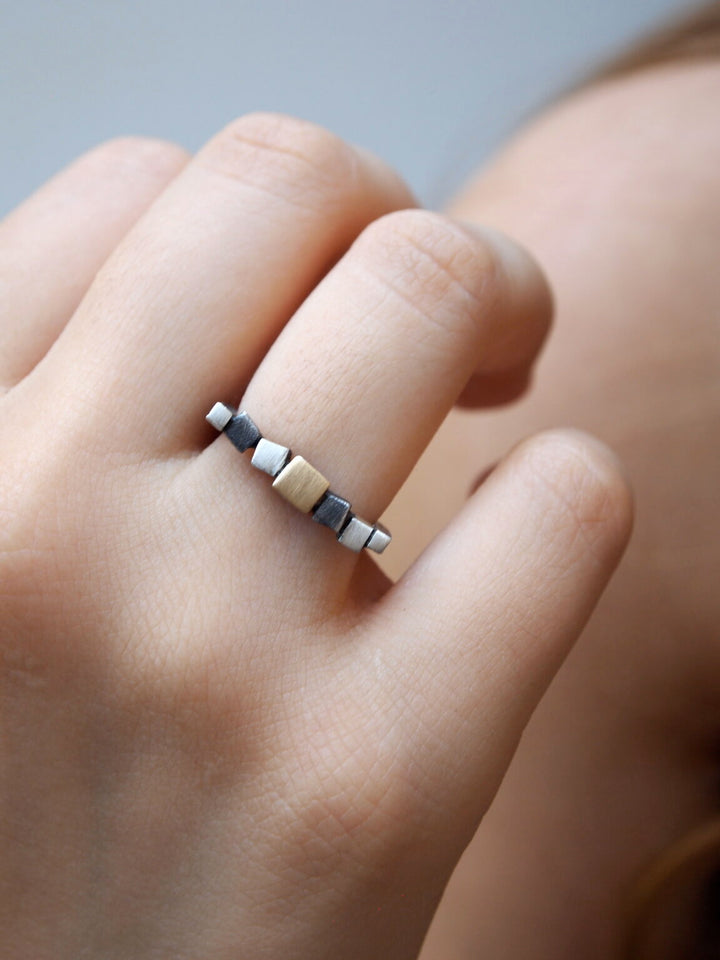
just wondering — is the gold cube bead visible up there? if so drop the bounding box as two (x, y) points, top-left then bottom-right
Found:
(272, 456), (330, 513)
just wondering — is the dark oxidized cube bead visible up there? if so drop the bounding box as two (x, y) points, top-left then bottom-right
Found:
(312, 491), (351, 533)
(225, 411), (261, 452)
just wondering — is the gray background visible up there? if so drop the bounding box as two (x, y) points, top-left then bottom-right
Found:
(1, 0), (694, 216)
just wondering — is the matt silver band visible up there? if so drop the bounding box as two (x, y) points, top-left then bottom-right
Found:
(206, 402), (391, 554)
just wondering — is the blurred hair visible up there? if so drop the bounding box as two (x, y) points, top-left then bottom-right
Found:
(623, 819), (720, 959)
(588, 0), (720, 84)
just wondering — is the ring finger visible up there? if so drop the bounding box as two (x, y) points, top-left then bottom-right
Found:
(198, 209), (551, 574)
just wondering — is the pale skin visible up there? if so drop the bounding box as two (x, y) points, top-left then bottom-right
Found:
(0, 58), (712, 960)
(0, 108), (632, 958)
(410, 60), (720, 959)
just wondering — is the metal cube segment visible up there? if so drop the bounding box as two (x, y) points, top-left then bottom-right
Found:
(366, 523), (392, 554)
(337, 515), (374, 552)
(312, 491), (351, 532)
(206, 402), (234, 431)
(225, 411), (262, 452)
(272, 456), (330, 513)
(251, 438), (291, 477)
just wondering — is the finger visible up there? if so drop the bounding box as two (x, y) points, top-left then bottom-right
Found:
(365, 430), (633, 849)
(31, 113), (414, 453)
(0, 137), (189, 390)
(234, 211), (551, 533)
(454, 224), (553, 409)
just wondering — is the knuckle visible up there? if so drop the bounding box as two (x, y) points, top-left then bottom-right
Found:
(83, 136), (189, 183)
(358, 210), (501, 332)
(202, 112), (358, 207)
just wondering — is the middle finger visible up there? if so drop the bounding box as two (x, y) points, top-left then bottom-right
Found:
(29, 113), (413, 454)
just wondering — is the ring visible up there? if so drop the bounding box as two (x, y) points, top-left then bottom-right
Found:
(206, 402), (392, 554)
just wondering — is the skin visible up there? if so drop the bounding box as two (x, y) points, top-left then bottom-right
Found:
(400, 61), (720, 959)
(0, 115), (631, 958)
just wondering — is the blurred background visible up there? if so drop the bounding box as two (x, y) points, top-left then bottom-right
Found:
(1, 0), (695, 215)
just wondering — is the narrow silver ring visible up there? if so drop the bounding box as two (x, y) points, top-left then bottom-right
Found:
(206, 402), (391, 554)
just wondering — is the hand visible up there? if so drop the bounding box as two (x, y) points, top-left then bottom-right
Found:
(0, 114), (631, 959)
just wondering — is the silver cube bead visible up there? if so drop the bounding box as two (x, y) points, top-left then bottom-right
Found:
(251, 438), (291, 477)
(366, 523), (391, 554)
(206, 402), (234, 431)
(337, 515), (374, 552)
